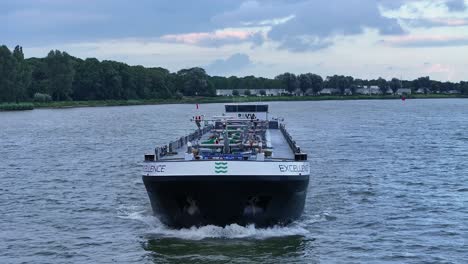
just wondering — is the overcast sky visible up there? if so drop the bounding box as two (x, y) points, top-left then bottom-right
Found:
(2, 0), (468, 81)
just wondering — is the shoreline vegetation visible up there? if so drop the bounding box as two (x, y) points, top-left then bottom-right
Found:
(1, 94), (465, 111)
(2, 44), (468, 112)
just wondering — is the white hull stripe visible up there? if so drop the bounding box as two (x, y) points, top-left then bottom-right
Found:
(143, 161), (310, 176)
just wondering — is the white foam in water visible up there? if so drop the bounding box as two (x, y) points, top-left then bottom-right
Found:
(152, 223), (310, 240)
(119, 206), (309, 240)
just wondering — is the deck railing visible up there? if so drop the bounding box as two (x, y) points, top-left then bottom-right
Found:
(156, 125), (213, 158)
(279, 123), (301, 153)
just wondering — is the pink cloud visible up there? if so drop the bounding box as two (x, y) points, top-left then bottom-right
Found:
(381, 34), (468, 47)
(428, 18), (468, 26)
(161, 30), (257, 45)
(423, 63), (455, 81)
(425, 63), (451, 73)
(386, 34), (460, 43)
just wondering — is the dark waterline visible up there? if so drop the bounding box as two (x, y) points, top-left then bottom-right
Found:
(1, 99), (467, 263)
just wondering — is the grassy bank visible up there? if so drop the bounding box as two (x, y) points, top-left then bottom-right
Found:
(34, 94), (466, 108)
(1, 94), (465, 111)
(0, 103), (34, 111)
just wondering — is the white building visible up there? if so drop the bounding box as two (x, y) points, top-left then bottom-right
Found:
(318, 88), (341, 95)
(355, 86), (383, 95)
(216, 89), (287, 96)
(396, 88), (412, 95)
(415, 88), (432, 94)
(447, 90), (461, 94)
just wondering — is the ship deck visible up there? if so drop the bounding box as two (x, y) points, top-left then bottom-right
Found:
(159, 127), (295, 161)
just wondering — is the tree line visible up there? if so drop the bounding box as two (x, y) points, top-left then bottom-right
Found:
(1, 45), (467, 103)
(275, 74), (468, 95)
(0, 45), (216, 103)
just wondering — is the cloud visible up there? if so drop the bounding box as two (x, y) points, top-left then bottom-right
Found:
(380, 0), (467, 11)
(276, 37), (334, 52)
(381, 34), (468, 47)
(423, 62), (455, 80)
(160, 29), (263, 47)
(0, 0), (409, 51)
(445, 0), (467, 11)
(0, 0), (240, 45)
(205, 53), (253, 76)
(381, 0), (468, 28)
(4, 0), (467, 51)
(272, 0), (404, 51)
(213, 0), (404, 52)
(425, 63), (452, 73)
(3, 0), (468, 83)
(381, 0), (468, 20)
(403, 17), (468, 27)
(212, 1), (292, 27)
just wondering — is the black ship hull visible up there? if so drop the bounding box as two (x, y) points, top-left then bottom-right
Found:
(142, 175), (309, 228)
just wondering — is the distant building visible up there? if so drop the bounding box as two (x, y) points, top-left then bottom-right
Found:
(415, 88), (431, 94)
(318, 88), (341, 95)
(396, 88), (412, 95)
(216, 86), (417, 97)
(304, 88), (315, 95)
(216, 89), (287, 96)
(447, 90), (460, 94)
(355, 86), (382, 95)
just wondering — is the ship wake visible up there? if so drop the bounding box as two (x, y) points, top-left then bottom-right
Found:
(119, 206), (310, 240)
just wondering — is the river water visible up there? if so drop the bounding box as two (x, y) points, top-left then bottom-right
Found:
(1, 99), (467, 263)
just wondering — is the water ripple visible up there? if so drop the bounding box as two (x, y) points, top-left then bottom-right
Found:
(1, 99), (467, 263)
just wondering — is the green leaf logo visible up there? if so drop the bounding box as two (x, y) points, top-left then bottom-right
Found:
(214, 162), (228, 174)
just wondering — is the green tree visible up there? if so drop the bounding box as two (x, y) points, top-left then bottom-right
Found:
(265, 78), (282, 89)
(344, 76), (353, 95)
(0, 45), (17, 102)
(275, 73), (298, 94)
(309, 73), (323, 95)
(460, 82), (468, 95)
(351, 78), (365, 94)
(389, 78), (401, 95)
(240, 76), (257, 90)
(232, 89), (240, 96)
(326, 75), (352, 95)
(227, 76), (240, 90)
(27, 58), (50, 98)
(100, 61), (123, 99)
(210, 76), (229, 91)
(3, 44), (466, 103)
(117, 62), (136, 99)
(244, 89), (251, 96)
(147, 67), (172, 99)
(45, 50), (74, 100)
(12, 46), (31, 102)
(438, 81), (452, 93)
(401, 80), (413, 93)
(177, 67), (214, 96)
(72, 58), (102, 100)
(131, 65), (151, 99)
(377, 77), (388, 95)
(412, 76), (431, 94)
(298, 74), (312, 95)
